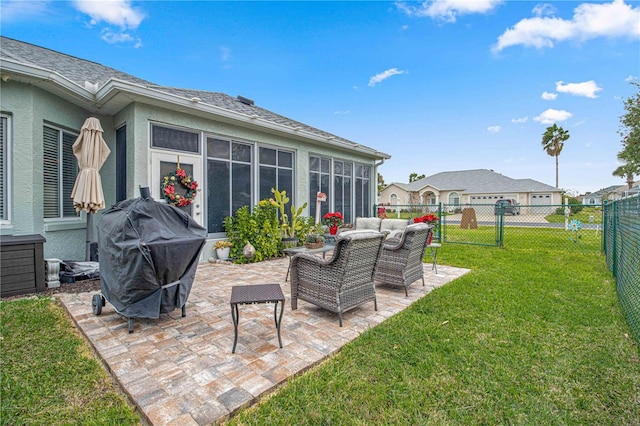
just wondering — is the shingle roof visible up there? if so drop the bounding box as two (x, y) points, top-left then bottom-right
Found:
(0, 36), (386, 157)
(401, 169), (560, 193)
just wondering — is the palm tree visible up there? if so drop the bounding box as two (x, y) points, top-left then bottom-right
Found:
(612, 162), (637, 189)
(541, 124), (570, 188)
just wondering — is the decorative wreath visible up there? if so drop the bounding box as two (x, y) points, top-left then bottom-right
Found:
(162, 167), (198, 207)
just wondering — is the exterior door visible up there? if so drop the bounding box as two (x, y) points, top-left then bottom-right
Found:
(151, 152), (203, 226)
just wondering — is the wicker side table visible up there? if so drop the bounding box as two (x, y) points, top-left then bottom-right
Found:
(230, 284), (285, 353)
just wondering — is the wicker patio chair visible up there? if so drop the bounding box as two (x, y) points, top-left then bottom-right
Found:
(374, 223), (433, 297)
(290, 231), (385, 327)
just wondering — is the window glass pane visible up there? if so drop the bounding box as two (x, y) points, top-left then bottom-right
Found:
(232, 163), (252, 213)
(278, 169), (293, 198)
(278, 151), (292, 168)
(232, 142), (252, 162)
(115, 126), (127, 202)
(363, 165), (370, 179)
(43, 126), (59, 218)
(334, 176), (344, 215)
(321, 158), (330, 173)
(152, 125), (199, 153)
(207, 159), (229, 233)
(309, 156), (319, 172)
(259, 147), (276, 166)
(207, 138), (230, 159)
(260, 166), (276, 201)
(160, 161), (193, 216)
(320, 174), (330, 218)
(344, 162), (352, 176)
(355, 164), (363, 178)
(363, 179), (370, 216)
(335, 161), (344, 175)
(343, 176), (352, 222)
(309, 172), (319, 219)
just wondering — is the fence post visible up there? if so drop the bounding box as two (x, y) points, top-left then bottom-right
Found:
(438, 202), (443, 243)
(495, 204), (504, 247)
(612, 201), (617, 278)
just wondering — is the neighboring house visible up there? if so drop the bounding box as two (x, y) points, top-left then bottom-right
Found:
(0, 37), (389, 261)
(582, 185), (620, 205)
(379, 169), (563, 213)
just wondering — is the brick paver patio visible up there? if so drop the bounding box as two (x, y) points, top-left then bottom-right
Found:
(58, 257), (469, 425)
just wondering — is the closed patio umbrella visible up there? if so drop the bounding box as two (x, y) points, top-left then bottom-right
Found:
(70, 117), (111, 260)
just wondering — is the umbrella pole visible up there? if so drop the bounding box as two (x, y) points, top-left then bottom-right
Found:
(86, 213), (93, 261)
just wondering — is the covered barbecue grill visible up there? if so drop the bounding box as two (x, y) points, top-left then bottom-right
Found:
(93, 195), (207, 333)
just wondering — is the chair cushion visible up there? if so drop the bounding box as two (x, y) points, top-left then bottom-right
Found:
(380, 218), (409, 233)
(355, 217), (382, 231)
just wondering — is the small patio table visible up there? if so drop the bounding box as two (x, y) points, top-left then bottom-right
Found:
(230, 284), (285, 353)
(283, 244), (334, 281)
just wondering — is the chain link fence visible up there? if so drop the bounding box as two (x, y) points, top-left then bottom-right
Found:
(603, 196), (640, 343)
(376, 202), (603, 254)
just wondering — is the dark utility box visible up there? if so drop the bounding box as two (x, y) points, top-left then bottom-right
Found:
(0, 234), (46, 297)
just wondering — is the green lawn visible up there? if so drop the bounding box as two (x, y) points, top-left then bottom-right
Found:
(227, 237), (639, 424)
(1, 235), (638, 425)
(0, 297), (141, 425)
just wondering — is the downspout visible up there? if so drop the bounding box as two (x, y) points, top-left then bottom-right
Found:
(374, 158), (385, 208)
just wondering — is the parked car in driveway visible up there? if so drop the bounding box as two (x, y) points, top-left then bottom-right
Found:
(494, 199), (520, 215)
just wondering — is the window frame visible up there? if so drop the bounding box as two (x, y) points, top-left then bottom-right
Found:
(205, 135), (255, 235)
(1, 114), (10, 224)
(309, 155), (373, 223)
(258, 145), (295, 202)
(43, 123), (80, 221)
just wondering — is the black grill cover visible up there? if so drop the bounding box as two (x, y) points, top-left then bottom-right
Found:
(98, 197), (207, 319)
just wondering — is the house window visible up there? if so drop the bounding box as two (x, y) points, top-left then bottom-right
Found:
(206, 137), (253, 233)
(355, 164), (371, 218)
(151, 124), (200, 154)
(259, 147), (293, 202)
(333, 160), (352, 223)
(0, 115), (9, 222)
(309, 156), (331, 220)
(43, 125), (78, 219)
(448, 192), (460, 206)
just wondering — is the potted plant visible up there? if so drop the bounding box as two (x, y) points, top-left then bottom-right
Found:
(322, 211), (344, 235)
(304, 233), (325, 250)
(270, 188), (307, 247)
(214, 240), (233, 260)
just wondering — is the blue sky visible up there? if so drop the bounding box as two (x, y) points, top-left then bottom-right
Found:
(2, 0), (639, 194)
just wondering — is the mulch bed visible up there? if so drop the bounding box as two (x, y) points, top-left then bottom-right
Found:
(1, 279), (101, 301)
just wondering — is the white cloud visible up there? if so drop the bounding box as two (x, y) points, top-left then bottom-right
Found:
(556, 80), (602, 98)
(396, 0), (503, 23)
(101, 29), (142, 48)
(487, 125), (501, 133)
(401, 24), (409, 31)
(334, 110), (351, 115)
(73, 0), (145, 29)
(532, 3), (557, 18)
(493, 0), (640, 52)
(534, 108), (573, 124)
(0, 0), (50, 21)
(541, 91), (557, 100)
(511, 117), (528, 123)
(625, 75), (638, 82)
(368, 68), (407, 87)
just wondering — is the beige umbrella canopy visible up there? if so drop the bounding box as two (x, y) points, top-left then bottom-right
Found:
(70, 117), (111, 260)
(71, 117), (111, 213)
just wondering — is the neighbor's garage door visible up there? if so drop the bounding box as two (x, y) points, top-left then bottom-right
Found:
(531, 194), (553, 214)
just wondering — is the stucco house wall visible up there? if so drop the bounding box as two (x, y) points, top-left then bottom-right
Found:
(0, 37), (388, 261)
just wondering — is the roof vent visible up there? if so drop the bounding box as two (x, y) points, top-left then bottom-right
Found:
(236, 95), (254, 106)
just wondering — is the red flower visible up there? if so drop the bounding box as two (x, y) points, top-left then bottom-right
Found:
(322, 212), (344, 227)
(414, 214), (438, 224)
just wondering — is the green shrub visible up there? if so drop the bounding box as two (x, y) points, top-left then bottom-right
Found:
(223, 201), (281, 263)
(554, 198), (584, 215)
